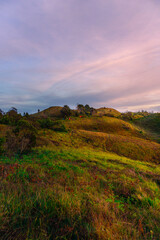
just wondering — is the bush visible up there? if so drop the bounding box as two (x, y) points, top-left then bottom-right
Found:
(0, 112), (22, 126)
(38, 118), (54, 129)
(53, 121), (68, 132)
(15, 119), (36, 132)
(4, 120), (37, 157)
(0, 137), (5, 155)
(0, 115), (10, 125)
(38, 118), (67, 132)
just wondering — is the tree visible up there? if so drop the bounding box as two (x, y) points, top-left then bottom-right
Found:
(77, 104), (85, 115)
(6, 107), (21, 125)
(84, 104), (92, 116)
(7, 107), (18, 116)
(23, 112), (29, 117)
(61, 105), (71, 118)
(0, 109), (4, 118)
(77, 104), (95, 116)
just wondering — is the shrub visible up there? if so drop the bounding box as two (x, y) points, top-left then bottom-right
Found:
(38, 118), (54, 129)
(6, 107), (22, 125)
(15, 119), (36, 132)
(53, 121), (68, 132)
(0, 137), (5, 155)
(0, 115), (10, 125)
(4, 120), (37, 157)
(38, 118), (67, 132)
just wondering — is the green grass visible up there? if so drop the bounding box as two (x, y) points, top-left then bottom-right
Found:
(65, 116), (144, 138)
(76, 130), (160, 163)
(36, 127), (160, 163)
(0, 113), (160, 239)
(133, 113), (160, 143)
(0, 147), (160, 240)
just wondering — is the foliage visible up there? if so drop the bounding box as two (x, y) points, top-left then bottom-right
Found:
(23, 112), (29, 117)
(4, 119), (37, 157)
(0, 114), (11, 125)
(7, 107), (18, 116)
(38, 118), (67, 132)
(0, 107), (22, 125)
(61, 105), (72, 118)
(38, 118), (54, 129)
(121, 110), (150, 121)
(52, 121), (68, 132)
(77, 104), (95, 116)
(0, 109), (4, 118)
(0, 137), (5, 154)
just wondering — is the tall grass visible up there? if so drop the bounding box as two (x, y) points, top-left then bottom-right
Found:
(0, 148), (160, 239)
(0, 115), (160, 239)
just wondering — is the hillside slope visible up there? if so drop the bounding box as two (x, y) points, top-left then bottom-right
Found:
(0, 112), (160, 239)
(133, 113), (160, 142)
(94, 107), (121, 117)
(32, 106), (63, 118)
(35, 116), (160, 163)
(65, 116), (145, 137)
(32, 106), (121, 119)
(0, 146), (160, 240)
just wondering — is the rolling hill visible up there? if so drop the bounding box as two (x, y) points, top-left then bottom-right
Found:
(0, 107), (160, 239)
(133, 113), (160, 142)
(93, 107), (121, 117)
(32, 106), (63, 118)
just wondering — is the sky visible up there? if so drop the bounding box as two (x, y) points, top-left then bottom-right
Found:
(0, 0), (160, 113)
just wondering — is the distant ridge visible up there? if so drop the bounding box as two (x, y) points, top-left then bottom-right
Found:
(32, 106), (121, 118)
(94, 107), (121, 117)
(32, 106), (63, 118)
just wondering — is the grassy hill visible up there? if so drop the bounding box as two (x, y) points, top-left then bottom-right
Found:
(133, 113), (160, 143)
(0, 109), (160, 239)
(32, 106), (63, 118)
(93, 107), (121, 117)
(65, 116), (144, 137)
(32, 106), (121, 119)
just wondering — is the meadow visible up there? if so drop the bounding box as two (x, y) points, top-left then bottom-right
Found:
(0, 107), (160, 239)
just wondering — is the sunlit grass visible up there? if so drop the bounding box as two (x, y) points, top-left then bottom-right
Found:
(0, 114), (160, 239)
(0, 146), (160, 239)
